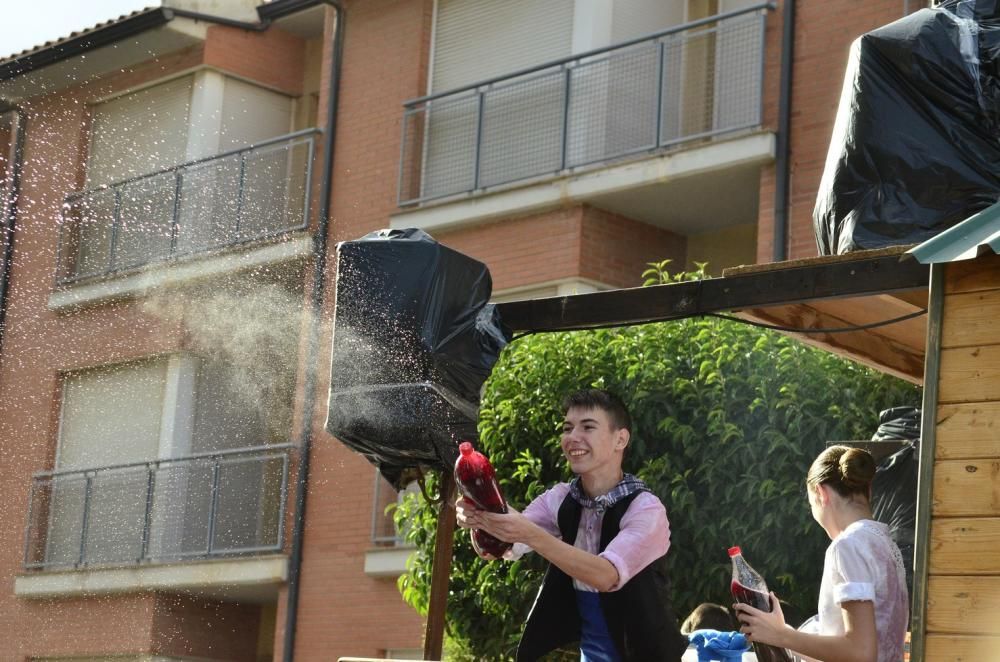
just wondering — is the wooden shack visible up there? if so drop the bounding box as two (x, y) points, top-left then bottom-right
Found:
(491, 218), (1000, 661)
(904, 209), (1000, 661)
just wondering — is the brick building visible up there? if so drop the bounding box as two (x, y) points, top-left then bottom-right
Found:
(0, 0), (925, 659)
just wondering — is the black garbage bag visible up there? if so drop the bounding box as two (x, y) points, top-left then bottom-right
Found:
(870, 407), (921, 595)
(814, 0), (1000, 255)
(871, 406), (921, 442)
(326, 228), (511, 488)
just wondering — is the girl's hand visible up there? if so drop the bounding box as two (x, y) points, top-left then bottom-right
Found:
(733, 592), (788, 647)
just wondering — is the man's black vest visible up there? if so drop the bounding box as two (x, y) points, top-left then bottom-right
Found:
(516, 491), (689, 661)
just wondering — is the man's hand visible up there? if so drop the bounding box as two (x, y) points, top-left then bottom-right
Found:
(455, 496), (481, 530)
(455, 496), (619, 590)
(477, 506), (542, 546)
(456, 497), (540, 546)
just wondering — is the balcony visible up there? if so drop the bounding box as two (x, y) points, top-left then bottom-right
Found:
(22, 444), (292, 572)
(398, 4), (772, 209)
(55, 129), (319, 285)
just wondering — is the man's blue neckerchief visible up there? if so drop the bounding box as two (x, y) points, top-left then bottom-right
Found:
(568, 473), (648, 514)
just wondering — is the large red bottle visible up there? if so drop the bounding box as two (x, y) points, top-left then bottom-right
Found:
(454, 441), (512, 558)
(729, 546), (772, 611)
(729, 546), (791, 662)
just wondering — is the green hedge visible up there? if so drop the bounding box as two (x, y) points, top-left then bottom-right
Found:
(396, 311), (919, 660)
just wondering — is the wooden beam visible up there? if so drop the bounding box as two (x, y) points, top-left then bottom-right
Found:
(925, 634), (1000, 658)
(929, 517), (1000, 574)
(927, 576), (1000, 635)
(887, 288), (928, 309)
(495, 254), (929, 333)
(936, 403), (1000, 459)
(939, 345), (1000, 403)
(423, 472), (456, 661)
(944, 251), (1000, 294)
(734, 303), (925, 384)
(931, 460), (1000, 517)
(942, 288), (1000, 349)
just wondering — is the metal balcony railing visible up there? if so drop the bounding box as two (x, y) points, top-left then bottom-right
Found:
(56, 129), (320, 284)
(23, 444), (293, 570)
(398, 3), (773, 207)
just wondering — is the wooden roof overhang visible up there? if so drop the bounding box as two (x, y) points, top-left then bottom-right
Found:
(495, 246), (930, 384)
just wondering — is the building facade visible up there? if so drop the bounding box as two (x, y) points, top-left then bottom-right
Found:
(0, 0), (925, 659)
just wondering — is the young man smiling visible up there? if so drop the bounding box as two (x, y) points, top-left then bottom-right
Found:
(456, 388), (687, 662)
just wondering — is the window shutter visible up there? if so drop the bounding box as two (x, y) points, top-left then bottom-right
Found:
(86, 76), (193, 187)
(611, 0), (686, 44)
(57, 358), (168, 470)
(431, 0), (575, 93)
(219, 77), (293, 150)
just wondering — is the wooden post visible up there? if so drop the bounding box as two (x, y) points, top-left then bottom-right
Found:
(423, 471), (456, 661)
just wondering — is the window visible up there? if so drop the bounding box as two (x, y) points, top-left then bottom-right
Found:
(61, 71), (301, 281)
(86, 77), (194, 188)
(31, 354), (287, 568)
(420, 0), (575, 199)
(47, 357), (171, 565)
(402, 0), (765, 204)
(371, 470), (420, 546)
(85, 72), (293, 185)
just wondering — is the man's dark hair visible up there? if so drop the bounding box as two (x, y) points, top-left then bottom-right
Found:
(561, 388), (632, 433)
(680, 603), (738, 634)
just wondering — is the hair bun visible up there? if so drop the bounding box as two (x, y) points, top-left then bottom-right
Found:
(838, 447), (876, 490)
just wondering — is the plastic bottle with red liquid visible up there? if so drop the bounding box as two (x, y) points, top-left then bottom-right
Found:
(729, 546), (772, 611)
(729, 546), (792, 662)
(454, 441), (512, 559)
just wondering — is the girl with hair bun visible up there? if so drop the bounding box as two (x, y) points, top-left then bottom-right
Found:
(733, 445), (908, 662)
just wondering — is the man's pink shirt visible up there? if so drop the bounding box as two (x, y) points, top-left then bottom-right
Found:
(511, 483), (670, 592)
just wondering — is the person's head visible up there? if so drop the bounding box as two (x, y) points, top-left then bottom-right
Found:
(560, 389), (631, 477)
(806, 445), (876, 529)
(681, 602), (738, 634)
(561, 388), (632, 433)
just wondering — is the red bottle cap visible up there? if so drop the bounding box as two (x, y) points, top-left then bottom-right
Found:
(728, 546), (742, 557)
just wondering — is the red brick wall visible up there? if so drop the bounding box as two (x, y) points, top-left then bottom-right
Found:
(438, 205), (685, 292)
(438, 207), (585, 291)
(0, 21), (307, 662)
(4, 594), (262, 660)
(204, 25), (307, 96)
(151, 595), (262, 660)
(757, 0), (913, 262)
(8, 595), (159, 658)
(753, 0), (783, 264)
(579, 206), (686, 287)
(289, 1), (435, 658)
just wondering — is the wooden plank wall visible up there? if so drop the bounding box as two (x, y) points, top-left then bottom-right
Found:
(927, 252), (1000, 659)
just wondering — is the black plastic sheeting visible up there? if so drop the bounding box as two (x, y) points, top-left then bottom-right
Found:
(870, 407), (921, 596)
(814, 0), (1000, 255)
(326, 228), (511, 488)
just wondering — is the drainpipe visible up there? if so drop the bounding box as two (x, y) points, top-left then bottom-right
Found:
(772, 0), (795, 262)
(0, 104), (26, 364)
(281, 2), (345, 661)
